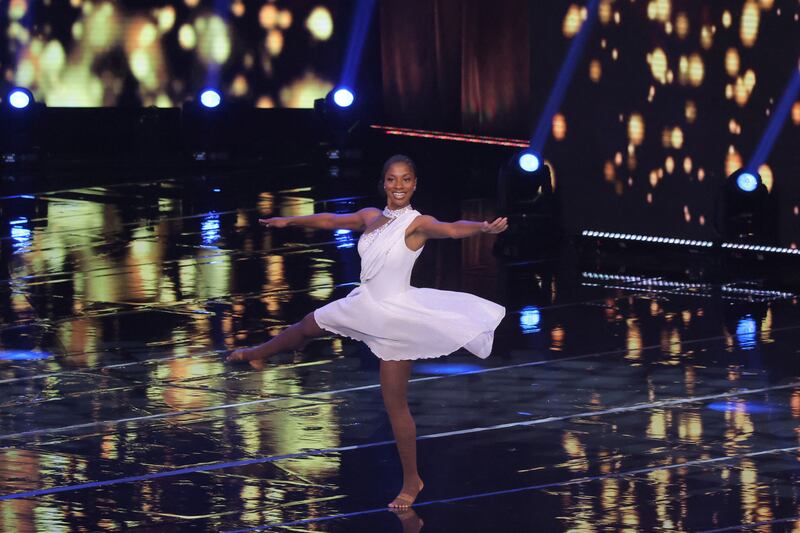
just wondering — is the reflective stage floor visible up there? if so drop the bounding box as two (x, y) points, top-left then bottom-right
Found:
(0, 172), (798, 532)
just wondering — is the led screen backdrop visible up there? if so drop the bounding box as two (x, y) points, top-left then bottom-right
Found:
(550, 0), (800, 247)
(380, 0), (800, 247)
(0, 0), (351, 108)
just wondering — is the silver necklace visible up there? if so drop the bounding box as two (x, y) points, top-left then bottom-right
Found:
(382, 205), (413, 219)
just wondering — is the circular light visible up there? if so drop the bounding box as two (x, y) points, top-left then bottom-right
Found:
(8, 89), (31, 109)
(736, 172), (758, 192)
(332, 88), (354, 108)
(199, 89), (222, 108)
(518, 151), (541, 172)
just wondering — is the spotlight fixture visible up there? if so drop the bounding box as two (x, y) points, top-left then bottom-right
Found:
(199, 89), (222, 109)
(1, 87), (44, 164)
(332, 87), (355, 108)
(181, 89), (254, 163)
(314, 87), (361, 131)
(517, 150), (541, 173)
(717, 168), (775, 243)
(313, 86), (365, 173)
(494, 150), (559, 259)
(7, 87), (34, 110)
(735, 171), (759, 193)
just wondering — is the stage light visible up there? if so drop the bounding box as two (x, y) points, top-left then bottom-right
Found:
(494, 152), (558, 259)
(335, 228), (355, 249)
(7, 88), (33, 109)
(519, 306), (541, 334)
(199, 89), (222, 108)
(718, 168), (774, 242)
(735, 171), (759, 192)
(413, 363), (483, 375)
(314, 86), (366, 159)
(201, 212), (220, 245)
(0, 350), (52, 361)
(1, 88), (43, 164)
(517, 151), (541, 173)
(332, 87), (355, 108)
(736, 315), (757, 350)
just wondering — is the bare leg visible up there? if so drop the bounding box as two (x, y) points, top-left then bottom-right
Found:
(226, 312), (326, 369)
(381, 360), (424, 508)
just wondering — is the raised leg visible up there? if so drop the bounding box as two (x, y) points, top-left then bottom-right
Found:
(226, 312), (326, 369)
(380, 360), (424, 508)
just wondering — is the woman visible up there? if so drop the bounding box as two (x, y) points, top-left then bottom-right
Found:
(228, 154), (507, 508)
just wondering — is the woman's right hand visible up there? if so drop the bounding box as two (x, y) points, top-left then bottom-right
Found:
(259, 217), (291, 228)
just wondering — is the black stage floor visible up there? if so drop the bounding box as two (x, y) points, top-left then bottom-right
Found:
(0, 171), (798, 532)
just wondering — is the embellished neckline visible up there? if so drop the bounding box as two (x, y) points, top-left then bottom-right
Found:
(382, 205), (413, 219)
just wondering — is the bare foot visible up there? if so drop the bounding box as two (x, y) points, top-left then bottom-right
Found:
(388, 479), (424, 509)
(389, 507), (424, 533)
(225, 347), (266, 370)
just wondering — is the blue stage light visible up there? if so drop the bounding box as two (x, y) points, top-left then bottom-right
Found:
(335, 229), (355, 249)
(8, 88), (32, 109)
(735, 172), (759, 193)
(0, 350), (51, 361)
(707, 401), (777, 414)
(332, 87), (355, 108)
(199, 89), (222, 108)
(201, 212), (220, 245)
(517, 151), (541, 173)
(414, 363), (483, 375)
(519, 306), (541, 334)
(736, 315), (757, 350)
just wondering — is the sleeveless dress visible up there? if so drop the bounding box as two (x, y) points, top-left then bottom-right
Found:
(313, 210), (506, 361)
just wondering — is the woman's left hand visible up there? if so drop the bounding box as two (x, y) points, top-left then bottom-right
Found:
(481, 217), (508, 234)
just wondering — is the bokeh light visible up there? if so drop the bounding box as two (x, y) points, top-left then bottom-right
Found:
(552, 113), (567, 140)
(758, 164), (773, 192)
(589, 59), (602, 82)
(306, 6), (333, 41)
(260, 4), (279, 29)
(563, 5), (584, 38)
(670, 127), (684, 149)
(725, 48), (740, 77)
(675, 13), (689, 39)
(688, 54), (704, 87)
(740, 1), (760, 47)
(648, 48), (668, 84)
(628, 113), (645, 145)
(725, 146), (743, 177)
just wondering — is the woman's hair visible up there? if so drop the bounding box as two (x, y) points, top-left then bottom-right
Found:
(381, 154), (417, 178)
(378, 154), (417, 197)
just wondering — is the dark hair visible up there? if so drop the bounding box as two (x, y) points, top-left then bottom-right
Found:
(378, 154), (417, 197)
(381, 154), (417, 177)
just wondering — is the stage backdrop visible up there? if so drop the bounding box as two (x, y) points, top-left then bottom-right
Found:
(380, 0), (800, 247)
(0, 0), (356, 108)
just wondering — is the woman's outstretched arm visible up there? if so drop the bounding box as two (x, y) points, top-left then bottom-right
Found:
(260, 207), (381, 231)
(413, 215), (508, 240)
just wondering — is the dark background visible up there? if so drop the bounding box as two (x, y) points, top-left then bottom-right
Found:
(1, 0), (798, 245)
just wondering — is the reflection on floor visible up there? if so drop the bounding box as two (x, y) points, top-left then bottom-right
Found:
(0, 174), (798, 532)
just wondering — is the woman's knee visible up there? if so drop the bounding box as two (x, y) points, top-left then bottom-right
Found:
(300, 312), (324, 337)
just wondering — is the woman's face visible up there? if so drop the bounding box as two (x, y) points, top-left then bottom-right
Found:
(383, 162), (416, 210)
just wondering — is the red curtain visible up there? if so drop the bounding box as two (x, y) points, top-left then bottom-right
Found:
(380, 0), (531, 136)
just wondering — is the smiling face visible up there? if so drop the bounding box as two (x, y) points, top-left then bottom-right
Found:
(383, 161), (417, 210)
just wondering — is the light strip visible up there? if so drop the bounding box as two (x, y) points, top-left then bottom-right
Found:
(721, 286), (795, 298)
(581, 272), (711, 289)
(581, 230), (714, 247)
(370, 124), (529, 148)
(721, 242), (800, 255)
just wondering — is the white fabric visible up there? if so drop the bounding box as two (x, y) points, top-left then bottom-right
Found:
(314, 210), (506, 361)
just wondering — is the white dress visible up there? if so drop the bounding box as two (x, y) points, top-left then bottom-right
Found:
(314, 209), (506, 361)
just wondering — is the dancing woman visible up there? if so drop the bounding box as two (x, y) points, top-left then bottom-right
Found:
(228, 154), (507, 508)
